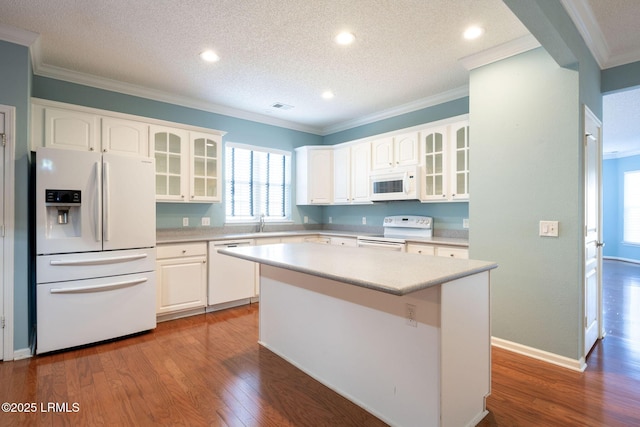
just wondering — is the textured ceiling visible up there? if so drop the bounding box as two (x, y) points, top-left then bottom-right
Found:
(0, 0), (529, 134)
(0, 0), (639, 153)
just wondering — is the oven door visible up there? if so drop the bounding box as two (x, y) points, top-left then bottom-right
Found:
(357, 238), (406, 252)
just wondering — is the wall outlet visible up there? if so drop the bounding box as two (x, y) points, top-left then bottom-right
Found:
(539, 220), (559, 237)
(406, 303), (417, 328)
(182, 217), (189, 227)
(201, 217), (210, 226)
(303, 216), (309, 224)
(362, 217), (367, 225)
(328, 216), (332, 224)
(463, 218), (469, 229)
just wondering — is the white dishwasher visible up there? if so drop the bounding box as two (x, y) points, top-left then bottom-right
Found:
(208, 240), (256, 306)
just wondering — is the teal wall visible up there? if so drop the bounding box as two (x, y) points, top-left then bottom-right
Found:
(0, 40), (31, 351)
(601, 61), (640, 94)
(603, 155), (640, 261)
(471, 0), (602, 361)
(32, 77), (324, 228)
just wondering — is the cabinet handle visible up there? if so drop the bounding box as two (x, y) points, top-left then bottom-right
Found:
(103, 148), (108, 152)
(181, 195), (185, 199)
(449, 254), (454, 257)
(182, 250), (187, 254)
(89, 147), (94, 151)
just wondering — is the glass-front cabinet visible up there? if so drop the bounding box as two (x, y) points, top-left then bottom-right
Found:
(190, 132), (221, 202)
(419, 120), (469, 202)
(152, 126), (222, 203)
(451, 122), (470, 200)
(152, 126), (189, 202)
(421, 127), (447, 201)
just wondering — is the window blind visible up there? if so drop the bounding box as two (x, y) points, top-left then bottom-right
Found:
(225, 143), (291, 221)
(624, 170), (640, 244)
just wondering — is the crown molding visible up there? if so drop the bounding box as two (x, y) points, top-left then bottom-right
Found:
(0, 23), (39, 47)
(560, 0), (609, 68)
(603, 148), (640, 160)
(321, 86), (470, 135)
(459, 34), (541, 71)
(33, 62), (324, 135)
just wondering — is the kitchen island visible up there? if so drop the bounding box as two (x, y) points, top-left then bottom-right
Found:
(219, 243), (497, 427)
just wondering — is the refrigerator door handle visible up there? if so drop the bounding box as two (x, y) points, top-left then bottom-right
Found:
(49, 253), (149, 266)
(95, 161), (102, 242)
(103, 160), (111, 241)
(50, 277), (149, 294)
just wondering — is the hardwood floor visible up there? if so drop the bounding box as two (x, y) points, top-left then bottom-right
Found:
(1, 260), (639, 426)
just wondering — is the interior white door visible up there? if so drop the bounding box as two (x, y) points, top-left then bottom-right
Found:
(584, 106), (603, 357)
(102, 153), (155, 250)
(0, 111), (5, 360)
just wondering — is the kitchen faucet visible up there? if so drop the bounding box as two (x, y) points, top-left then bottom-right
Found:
(259, 214), (265, 232)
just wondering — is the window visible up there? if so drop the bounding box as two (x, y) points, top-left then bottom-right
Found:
(624, 170), (640, 244)
(225, 143), (291, 222)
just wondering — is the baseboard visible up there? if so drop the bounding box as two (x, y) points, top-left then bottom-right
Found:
(604, 256), (640, 265)
(13, 347), (32, 361)
(491, 337), (586, 372)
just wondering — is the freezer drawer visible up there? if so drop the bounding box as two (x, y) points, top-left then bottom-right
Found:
(37, 248), (155, 284)
(36, 272), (156, 354)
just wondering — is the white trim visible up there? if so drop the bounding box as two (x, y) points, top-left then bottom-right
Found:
(225, 141), (291, 157)
(0, 105), (16, 362)
(560, 0), (609, 69)
(12, 348), (32, 361)
(458, 34), (541, 71)
(492, 337), (586, 372)
(604, 256), (640, 265)
(603, 149), (640, 160)
(0, 23), (39, 47)
(321, 86), (469, 135)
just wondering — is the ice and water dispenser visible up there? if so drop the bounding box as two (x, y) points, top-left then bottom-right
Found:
(44, 189), (82, 237)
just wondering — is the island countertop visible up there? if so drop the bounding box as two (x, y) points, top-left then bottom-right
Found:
(219, 242), (497, 296)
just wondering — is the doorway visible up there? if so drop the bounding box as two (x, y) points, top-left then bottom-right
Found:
(0, 105), (16, 361)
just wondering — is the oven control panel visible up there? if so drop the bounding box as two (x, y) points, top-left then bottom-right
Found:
(383, 215), (432, 229)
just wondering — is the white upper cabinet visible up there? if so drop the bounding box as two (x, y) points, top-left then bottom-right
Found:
(351, 142), (371, 203)
(151, 126), (189, 202)
(371, 133), (419, 171)
(101, 117), (150, 156)
(189, 132), (221, 202)
(43, 107), (100, 152)
(420, 120), (470, 202)
(296, 146), (333, 205)
(333, 142), (371, 204)
(450, 121), (470, 201)
(152, 127), (221, 203)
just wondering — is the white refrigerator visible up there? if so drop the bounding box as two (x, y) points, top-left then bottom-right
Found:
(35, 147), (156, 354)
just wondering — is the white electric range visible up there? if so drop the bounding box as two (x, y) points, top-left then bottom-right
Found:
(356, 215), (433, 251)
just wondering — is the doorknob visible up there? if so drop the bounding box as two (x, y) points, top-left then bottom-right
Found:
(596, 241), (605, 247)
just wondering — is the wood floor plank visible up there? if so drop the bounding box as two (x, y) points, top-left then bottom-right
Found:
(2, 260), (640, 426)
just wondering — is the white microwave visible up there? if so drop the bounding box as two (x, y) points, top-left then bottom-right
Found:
(369, 166), (420, 201)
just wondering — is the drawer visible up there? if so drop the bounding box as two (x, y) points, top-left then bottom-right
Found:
(157, 242), (207, 259)
(436, 247), (469, 259)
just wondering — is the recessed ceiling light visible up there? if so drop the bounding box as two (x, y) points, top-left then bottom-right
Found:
(463, 26), (484, 40)
(335, 32), (356, 45)
(200, 50), (220, 62)
(322, 91), (335, 99)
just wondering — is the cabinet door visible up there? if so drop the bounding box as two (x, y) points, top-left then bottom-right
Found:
(309, 149), (333, 204)
(371, 137), (394, 170)
(190, 132), (221, 202)
(101, 117), (149, 157)
(436, 247), (469, 259)
(421, 127), (448, 201)
(450, 122), (470, 200)
(151, 126), (189, 201)
(406, 243), (436, 256)
(394, 132), (419, 166)
(351, 142), (371, 203)
(156, 256), (207, 314)
(44, 107), (99, 151)
(333, 146), (351, 203)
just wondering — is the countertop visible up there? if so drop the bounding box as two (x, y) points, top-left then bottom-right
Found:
(156, 229), (469, 247)
(219, 243), (495, 296)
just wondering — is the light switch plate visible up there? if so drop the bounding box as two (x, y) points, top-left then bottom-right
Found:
(201, 217), (210, 226)
(182, 217), (189, 227)
(539, 220), (559, 237)
(463, 218), (469, 229)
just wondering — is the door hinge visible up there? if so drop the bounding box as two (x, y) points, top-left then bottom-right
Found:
(0, 133), (5, 147)
(1, 316), (5, 329)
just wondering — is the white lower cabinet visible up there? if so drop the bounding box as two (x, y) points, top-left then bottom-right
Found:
(208, 240), (256, 307)
(156, 243), (207, 317)
(407, 243), (469, 259)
